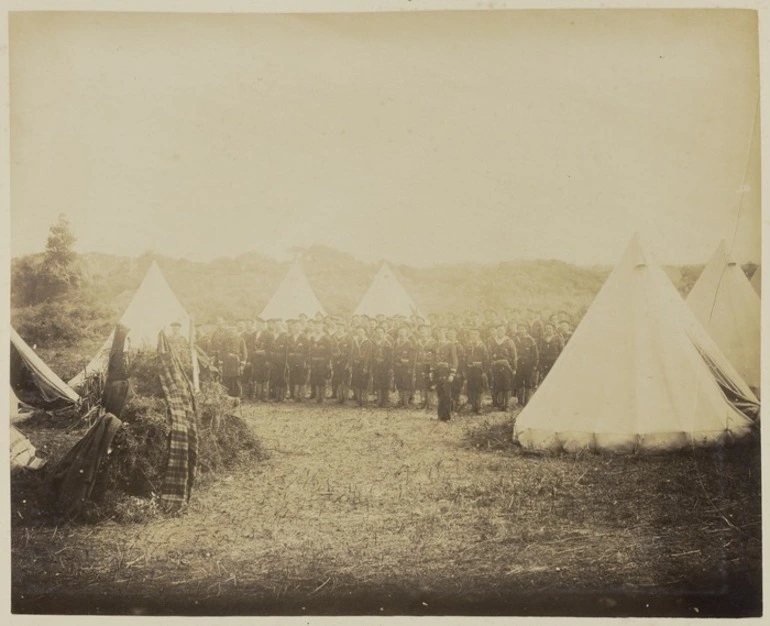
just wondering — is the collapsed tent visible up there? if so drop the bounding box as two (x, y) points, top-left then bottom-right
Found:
(686, 241), (760, 391)
(750, 265), (761, 296)
(259, 260), (325, 320)
(354, 262), (424, 318)
(8, 334), (78, 471)
(11, 327), (81, 406)
(69, 261), (194, 388)
(514, 234), (758, 454)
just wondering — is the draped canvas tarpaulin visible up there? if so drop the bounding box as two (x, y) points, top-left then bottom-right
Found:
(514, 234), (758, 454)
(11, 327), (80, 405)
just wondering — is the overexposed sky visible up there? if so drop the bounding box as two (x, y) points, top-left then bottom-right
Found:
(9, 9), (761, 266)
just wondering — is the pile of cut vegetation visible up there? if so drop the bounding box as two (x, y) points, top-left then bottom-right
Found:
(44, 351), (268, 524)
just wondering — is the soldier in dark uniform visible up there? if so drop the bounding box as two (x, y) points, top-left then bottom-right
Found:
(269, 319), (288, 402)
(464, 327), (489, 414)
(307, 319), (332, 404)
(286, 319), (309, 402)
(417, 324), (437, 411)
(210, 317), (248, 399)
(330, 318), (351, 403)
(529, 314), (544, 349)
(538, 322), (564, 382)
(513, 322), (539, 407)
(370, 325), (393, 407)
(447, 327), (465, 412)
(251, 318), (271, 401)
(349, 325), (372, 406)
(487, 323), (517, 411)
(393, 325), (417, 408)
(434, 326), (458, 422)
(240, 319), (257, 399)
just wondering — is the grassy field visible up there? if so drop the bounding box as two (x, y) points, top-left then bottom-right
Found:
(11, 399), (762, 617)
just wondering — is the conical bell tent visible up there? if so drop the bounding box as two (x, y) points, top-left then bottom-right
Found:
(354, 262), (423, 318)
(750, 265), (761, 295)
(514, 234), (758, 454)
(259, 260), (325, 320)
(69, 261), (192, 388)
(686, 241), (760, 391)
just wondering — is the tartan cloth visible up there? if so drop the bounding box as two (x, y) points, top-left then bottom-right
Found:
(157, 332), (199, 512)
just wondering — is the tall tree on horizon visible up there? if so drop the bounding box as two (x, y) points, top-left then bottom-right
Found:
(38, 213), (81, 300)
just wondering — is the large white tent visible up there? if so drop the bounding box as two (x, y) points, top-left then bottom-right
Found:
(69, 261), (192, 388)
(750, 265), (761, 295)
(260, 260), (325, 320)
(514, 234), (758, 454)
(686, 241), (760, 391)
(354, 262), (423, 318)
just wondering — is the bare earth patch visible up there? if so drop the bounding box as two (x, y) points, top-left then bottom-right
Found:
(11, 401), (761, 617)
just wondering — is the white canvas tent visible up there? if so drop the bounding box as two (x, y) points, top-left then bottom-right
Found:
(686, 241), (760, 391)
(260, 260), (325, 320)
(750, 265), (761, 295)
(514, 234), (758, 454)
(69, 261), (193, 388)
(354, 262), (423, 318)
(11, 327), (80, 405)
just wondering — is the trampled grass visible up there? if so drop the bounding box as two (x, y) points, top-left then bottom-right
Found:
(10, 399), (762, 617)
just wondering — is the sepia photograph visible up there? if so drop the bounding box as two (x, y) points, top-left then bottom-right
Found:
(4, 3), (764, 619)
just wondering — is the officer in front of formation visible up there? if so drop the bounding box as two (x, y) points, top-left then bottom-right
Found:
(433, 326), (458, 422)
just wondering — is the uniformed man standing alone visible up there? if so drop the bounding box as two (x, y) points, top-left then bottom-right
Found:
(417, 324), (437, 411)
(434, 326), (458, 422)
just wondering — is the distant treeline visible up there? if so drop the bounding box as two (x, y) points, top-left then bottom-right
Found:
(11, 244), (754, 351)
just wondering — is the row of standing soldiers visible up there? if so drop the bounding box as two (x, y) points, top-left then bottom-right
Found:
(201, 316), (570, 421)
